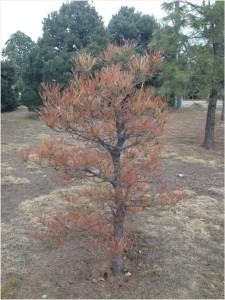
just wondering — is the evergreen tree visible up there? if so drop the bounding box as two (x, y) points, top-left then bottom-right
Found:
(149, 25), (189, 103)
(108, 6), (158, 53)
(1, 61), (19, 112)
(185, 0), (224, 149)
(150, 0), (224, 149)
(20, 86), (42, 112)
(40, 1), (109, 55)
(21, 44), (184, 273)
(21, 1), (109, 111)
(149, 1), (190, 104)
(1, 31), (36, 79)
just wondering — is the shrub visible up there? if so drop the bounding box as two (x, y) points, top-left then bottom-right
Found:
(20, 86), (42, 112)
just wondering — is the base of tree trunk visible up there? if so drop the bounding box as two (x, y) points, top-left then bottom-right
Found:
(112, 254), (123, 273)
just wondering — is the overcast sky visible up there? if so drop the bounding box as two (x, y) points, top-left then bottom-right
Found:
(0, 0), (166, 50)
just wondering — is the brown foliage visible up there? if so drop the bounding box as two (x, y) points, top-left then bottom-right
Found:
(22, 43), (184, 272)
(18, 148), (30, 162)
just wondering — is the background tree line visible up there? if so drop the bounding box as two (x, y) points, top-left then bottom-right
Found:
(1, 2), (158, 112)
(1, 0), (224, 149)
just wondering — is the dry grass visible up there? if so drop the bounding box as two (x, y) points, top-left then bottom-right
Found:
(1, 143), (30, 153)
(1, 175), (30, 185)
(19, 189), (69, 222)
(1, 184), (95, 276)
(161, 148), (224, 167)
(132, 192), (224, 298)
(1, 163), (15, 175)
(25, 164), (40, 170)
(138, 191), (224, 247)
(208, 187), (224, 195)
(19, 184), (94, 222)
(1, 220), (33, 275)
(160, 108), (224, 169)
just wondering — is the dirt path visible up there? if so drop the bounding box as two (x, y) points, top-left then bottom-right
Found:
(1, 106), (224, 299)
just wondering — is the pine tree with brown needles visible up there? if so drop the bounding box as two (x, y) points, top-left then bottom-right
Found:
(21, 43), (184, 273)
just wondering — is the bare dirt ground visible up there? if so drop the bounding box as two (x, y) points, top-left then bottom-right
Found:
(1, 105), (224, 299)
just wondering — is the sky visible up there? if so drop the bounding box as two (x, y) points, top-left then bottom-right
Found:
(0, 0), (165, 50)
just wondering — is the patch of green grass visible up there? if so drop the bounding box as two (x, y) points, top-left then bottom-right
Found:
(142, 265), (164, 276)
(1, 278), (23, 299)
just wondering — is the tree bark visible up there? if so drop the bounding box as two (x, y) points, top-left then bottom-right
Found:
(111, 153), (125, 273)
(203, 97), (217, 149)
(112, 204), (125, 273)
(221, 99), (224, 121)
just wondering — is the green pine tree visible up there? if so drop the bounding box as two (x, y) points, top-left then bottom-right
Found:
(1, 61), (19, 112)
(149, 0), (224, 149)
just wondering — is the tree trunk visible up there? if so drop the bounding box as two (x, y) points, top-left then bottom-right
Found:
(203, 98), (217, 150)
(112, 204), (125, 273)
(111, 114), (126, 273)
(221, 99), (224, 121)
(112, 218), (124, 272)
(202, 27), (221, 149)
